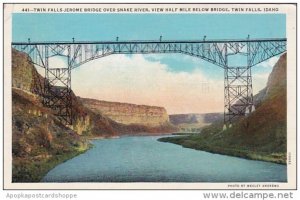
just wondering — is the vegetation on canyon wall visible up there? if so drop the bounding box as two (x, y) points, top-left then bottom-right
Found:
(159, 53), (287, 165)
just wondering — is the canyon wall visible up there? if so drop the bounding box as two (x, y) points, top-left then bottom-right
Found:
(169, 113), (223, 125)
(79, 98), (170, 127)
(169, 113), (223, 133)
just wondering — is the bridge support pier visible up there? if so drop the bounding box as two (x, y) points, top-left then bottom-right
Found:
(224, 66), (254, 127)
(43, 46), (72, 125)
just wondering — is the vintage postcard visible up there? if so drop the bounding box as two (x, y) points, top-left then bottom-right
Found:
(3, 3), (297, 189)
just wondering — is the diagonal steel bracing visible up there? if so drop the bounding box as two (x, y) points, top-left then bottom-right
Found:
(12, 38), (286, 126)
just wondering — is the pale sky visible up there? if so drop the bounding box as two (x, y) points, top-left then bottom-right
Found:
(13, 14), (285, 114)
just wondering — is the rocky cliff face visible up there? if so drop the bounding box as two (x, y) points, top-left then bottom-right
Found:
(12, 49), (44, 95)
(12, 87), (90, 182)
(254, 53), (287, 106)
(11, 49), (96, 182)
(79, 98), (170, 127)
(266, 53), (287, 92)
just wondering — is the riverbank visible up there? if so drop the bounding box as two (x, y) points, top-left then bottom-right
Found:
(172, 132), (198, 135)
(12, 141), (92, 182)
(158, 135), (286, 165)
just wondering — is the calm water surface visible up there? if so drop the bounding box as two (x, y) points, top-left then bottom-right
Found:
(42, 135), (287, 182)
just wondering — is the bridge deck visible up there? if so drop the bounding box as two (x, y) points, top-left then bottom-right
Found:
(12, 38), (287, 45)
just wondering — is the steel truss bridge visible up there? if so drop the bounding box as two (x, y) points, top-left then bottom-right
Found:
(12, 38), (286, 127)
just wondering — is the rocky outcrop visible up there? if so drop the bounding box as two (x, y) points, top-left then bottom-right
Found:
(266, 53), (287, 92)
(12, 49), (44, 95)
(79, 98), (170, 127)
(12, 87), (89, 182)
(254, 53), (287, 107)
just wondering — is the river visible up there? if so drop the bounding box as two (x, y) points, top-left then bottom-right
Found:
(42, 135), (287, 182)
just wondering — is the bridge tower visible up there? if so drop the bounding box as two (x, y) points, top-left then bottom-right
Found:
(223, 40), (254, 128)
(43, 45), (73, 125)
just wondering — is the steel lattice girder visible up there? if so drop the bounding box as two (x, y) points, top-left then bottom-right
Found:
(12, 38), (286, 69)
